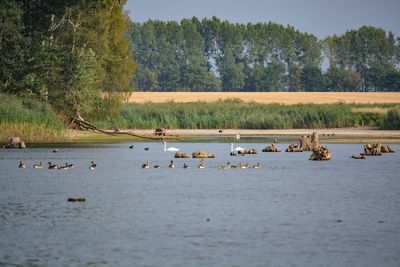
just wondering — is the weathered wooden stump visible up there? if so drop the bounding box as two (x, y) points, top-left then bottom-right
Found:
(363, 143), (382, 156)
(238, 148), (258, 155)
(285, 144), (303, 152)
(4, 137), (26, 148)
(175, 152), (190, 158)
(309, 146), (332, 160)
(381, 145), (395, 153)
(154, 128), (166, 136)
(67, 196), (86, 202)
(299, 132), (319, 151)
(262, 144), (280, 152)
(192, 151), (215, 158)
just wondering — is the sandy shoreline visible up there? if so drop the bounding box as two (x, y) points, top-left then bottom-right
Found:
(64, 128), (400, 144)
(124, 128), (400, 137)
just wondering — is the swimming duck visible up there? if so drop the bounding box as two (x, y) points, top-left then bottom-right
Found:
(58, 163), (71, 170)
(141, 161), (150, 169)
(218, 162), (231, 169)
(198, 159), (205, 169)
(183, 163), (189, 169)
(89, 161), (97, 170)
(239, 163), (249, 169)
(33, 162), (43, 169)
(144, 147), (150, 151)
(252, 163), (260, 169)
(168, 160), (175, 168)
(48, 162), (58, 169)
(18, 161), (26, 168)
(129, 145), (134, 149)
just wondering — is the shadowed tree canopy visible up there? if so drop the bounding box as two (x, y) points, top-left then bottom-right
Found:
(0, 0), (136, 119)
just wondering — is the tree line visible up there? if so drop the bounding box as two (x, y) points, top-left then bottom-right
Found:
(128, 17), (400, 92)
(0, 0), (135, 119)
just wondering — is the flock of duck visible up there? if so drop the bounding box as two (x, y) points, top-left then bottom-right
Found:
(18, 160), (97, 170)
(140, 159), (261, 169)
(16, 141), (262, 170)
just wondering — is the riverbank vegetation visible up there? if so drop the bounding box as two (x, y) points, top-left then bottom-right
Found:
(0, 94), (65, 141)
(92, 100), (399, 130)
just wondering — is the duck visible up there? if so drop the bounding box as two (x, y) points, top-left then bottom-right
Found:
(252, 163), (260, 169)
(144, 147), (150, 151)
(154, 164), (161, 169)
(218, 162), (231, 169)
(89, 161), (97, 170)
(18, 161), (26, 168)
(141, 161), (150, 169)
(52, 149), (58, 153)
(198, 159), (205, 169)
(58, 163), (71, 170)
(239, 163), (249, 169)
(163, 141), (180, 152)
(129, 145), (134, 149)
(33, 162), (43, 169)
(168, 160), (175, 168)
(48, 162), (58, 169)
(183, 163), (189, 169)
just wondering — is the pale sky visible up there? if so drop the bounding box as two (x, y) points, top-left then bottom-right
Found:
(125, 0), (400, 38)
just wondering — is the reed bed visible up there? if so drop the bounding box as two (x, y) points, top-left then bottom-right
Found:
(94, 100), (389, 129)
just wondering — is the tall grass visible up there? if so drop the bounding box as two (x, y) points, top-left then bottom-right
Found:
(93, 99), (386, 129)
(382, 108), (400, 129)
(0, 94), (65, 141)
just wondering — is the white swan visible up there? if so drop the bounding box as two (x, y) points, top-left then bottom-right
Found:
(163, 141), (180, 152)
(230, 143), (245, 153)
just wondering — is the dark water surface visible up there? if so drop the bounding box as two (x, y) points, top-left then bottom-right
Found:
(0, 142), (399, 267)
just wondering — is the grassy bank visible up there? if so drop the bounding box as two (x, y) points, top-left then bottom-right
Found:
(0, 94), (66, 142)
(93, 100), (398, 130)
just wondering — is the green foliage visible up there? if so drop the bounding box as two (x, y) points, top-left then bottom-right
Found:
(0, 94), (65, 141)
(324, 27), (399, 91)
(1, 0), (135, 120)
(129, 19), (400, 92)
(300, 65), (325, 91)
(383, 108), (400, 129)
(93, 100), (384, 129)
(129, 18), (323, 92)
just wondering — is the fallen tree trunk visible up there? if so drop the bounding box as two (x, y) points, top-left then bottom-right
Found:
(70, 117), (169, 141)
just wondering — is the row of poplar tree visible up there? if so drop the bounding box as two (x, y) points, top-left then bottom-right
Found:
(128, 17), (400, 92)
(0, 0), (135, 118)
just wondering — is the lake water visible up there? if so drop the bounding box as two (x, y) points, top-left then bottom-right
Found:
(0, 142), (399, 267)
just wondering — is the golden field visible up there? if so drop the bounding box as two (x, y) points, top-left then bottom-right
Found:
(124, 92), (400, 104)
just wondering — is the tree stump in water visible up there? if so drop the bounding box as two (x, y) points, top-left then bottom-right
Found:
(381, 145), (395, 153)
(4, 137), (26, 148)
(238, 148), (258, 155)
(262, 144), (280, 152)
(299, 132), (319, 151)
(363, 143), (382, 156)
(175, 152), (190, 158)
(309, 146), (332, 160)
(285, 144), (303, 152)
(192, 151), (215, 158)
